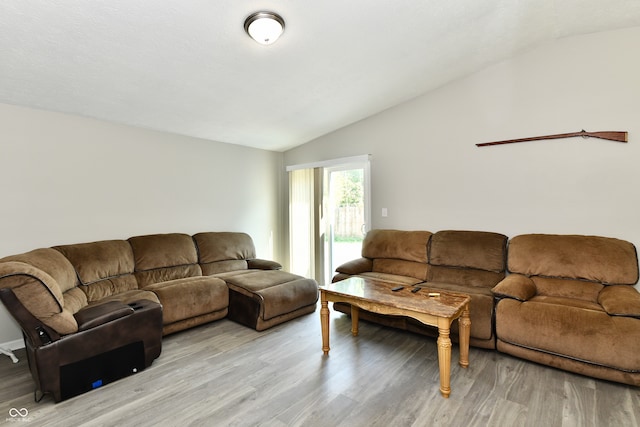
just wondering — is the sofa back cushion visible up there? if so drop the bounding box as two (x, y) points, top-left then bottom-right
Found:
(0, 248), (79, 334)
(429, 230), (507, 271)
(508, 234), (639, 285)
(362, 229), (432, 281)
(362, 229), (431, 262)
(54, 240), (138, 303)
(128, 233), (202, 288)
(428, 230), (507, 288)
(193, 232), (255, 275)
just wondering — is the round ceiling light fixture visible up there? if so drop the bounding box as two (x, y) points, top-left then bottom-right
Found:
(244, 11), (285, 45)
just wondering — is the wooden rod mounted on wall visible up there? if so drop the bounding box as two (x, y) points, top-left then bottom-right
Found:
(476, 130), (628, 147)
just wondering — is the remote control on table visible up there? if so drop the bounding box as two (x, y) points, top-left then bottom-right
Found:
(391, 286), (404, 291)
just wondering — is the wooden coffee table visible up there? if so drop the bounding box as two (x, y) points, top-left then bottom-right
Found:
(319, 276), (471, 398)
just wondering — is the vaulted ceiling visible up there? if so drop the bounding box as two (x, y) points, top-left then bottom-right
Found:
(1, 1), (639, 151)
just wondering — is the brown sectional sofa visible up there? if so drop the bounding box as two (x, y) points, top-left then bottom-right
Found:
(0, 231), (318, 401)
(333, 229), (640, 386)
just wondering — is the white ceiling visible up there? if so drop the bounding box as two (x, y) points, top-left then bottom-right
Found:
(1, 1), (640, 152)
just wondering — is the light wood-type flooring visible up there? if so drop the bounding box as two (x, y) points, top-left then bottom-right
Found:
(1, 304), (639, 427)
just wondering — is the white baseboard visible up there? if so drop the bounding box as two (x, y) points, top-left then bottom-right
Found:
(0, 339), (24, 350)
(0, 339), (22, 363)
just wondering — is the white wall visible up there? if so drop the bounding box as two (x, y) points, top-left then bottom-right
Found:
(284, 27), (640, 282)
(0, 103), (283, 345)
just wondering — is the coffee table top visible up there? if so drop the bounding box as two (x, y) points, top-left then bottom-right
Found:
(320, 276), (470, 318)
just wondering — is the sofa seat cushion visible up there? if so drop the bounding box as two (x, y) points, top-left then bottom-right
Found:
(144, 276), (228, 325)
(357, 272), (424, 286)
(496, 298), (640, 372)
(224, 270), (318, 328)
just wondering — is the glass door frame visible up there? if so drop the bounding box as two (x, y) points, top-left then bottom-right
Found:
(323, 160), (371, 283)
(286, 155), (371, 285)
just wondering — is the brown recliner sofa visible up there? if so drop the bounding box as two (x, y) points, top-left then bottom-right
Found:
(492, 234), (640, 386)
(0, 247), (163, 402)
(332, 229), (508, 349)
(0, 231), (318, 401)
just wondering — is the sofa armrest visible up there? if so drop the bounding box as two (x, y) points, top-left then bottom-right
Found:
(598, 285), (640, 318)
(0, 287), (62, 345)
(0, 261), (78, 336)
(247, 259), (282, 270)
(74, 301), (134, 332)
(491, 274), (536, 301)
(335, 257), (373, 275)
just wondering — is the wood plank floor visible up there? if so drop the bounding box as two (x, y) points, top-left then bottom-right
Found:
(1, 305), (639, 427)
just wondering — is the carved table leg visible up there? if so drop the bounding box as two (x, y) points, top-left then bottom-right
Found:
(351, 305), (359, 336)
(437, 320), (452, 398)
(320, 292), (330, 355)
(459, 303), (471, 368)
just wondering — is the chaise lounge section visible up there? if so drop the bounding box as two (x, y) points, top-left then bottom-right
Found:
(193, 232), (319, 331)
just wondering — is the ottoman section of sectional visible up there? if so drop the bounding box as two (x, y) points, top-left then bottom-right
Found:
(223, 270), (319, 331)
(143, 276), (229, 335)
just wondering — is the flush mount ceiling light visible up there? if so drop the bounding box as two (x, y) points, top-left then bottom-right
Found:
(244, 11), (285, 45)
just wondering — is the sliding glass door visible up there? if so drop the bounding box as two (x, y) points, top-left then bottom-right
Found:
(287, 155), (370, 285)
(324, 164), (369, 281)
